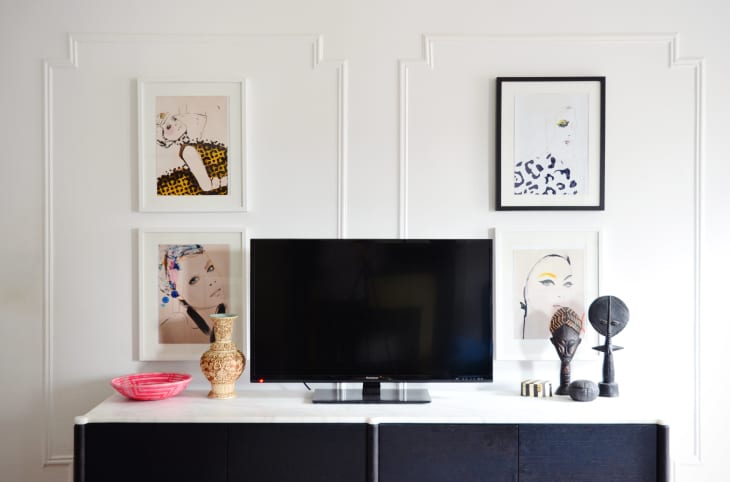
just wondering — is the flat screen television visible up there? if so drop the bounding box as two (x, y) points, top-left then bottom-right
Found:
(249, 239), (493, 403)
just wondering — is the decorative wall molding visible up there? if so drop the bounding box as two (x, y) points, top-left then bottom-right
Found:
(42, 46), (72, 469)
(42, 32), (348, 467)
(313, 35), (349, 239)
(398, 33), (705, 472)
(398, 59), (409, 239)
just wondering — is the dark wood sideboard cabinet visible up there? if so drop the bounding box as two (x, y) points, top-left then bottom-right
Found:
(74, 391), (668, 482)
(75, 422), (667, 482)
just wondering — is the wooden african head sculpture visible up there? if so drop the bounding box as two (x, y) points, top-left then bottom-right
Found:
(549, 306), (583, 395)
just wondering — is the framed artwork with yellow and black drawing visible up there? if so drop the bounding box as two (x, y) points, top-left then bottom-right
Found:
(138, 78), (246, 212)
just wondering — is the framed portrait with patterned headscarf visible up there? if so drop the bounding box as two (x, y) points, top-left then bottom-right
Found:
(495, 229), (602, 361)
(138, 78), (247, 212)
(139, 228), (245, 360)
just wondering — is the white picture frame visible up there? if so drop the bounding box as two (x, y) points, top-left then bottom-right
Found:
(138, 228), (245, 361)
(138, 78), (247, 212)
(495, 229), (601, 360)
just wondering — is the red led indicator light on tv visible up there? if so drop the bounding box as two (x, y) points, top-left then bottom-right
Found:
(258, 378), (265, 383)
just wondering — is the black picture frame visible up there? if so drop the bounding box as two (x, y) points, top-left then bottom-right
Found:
(496, 76), (605, 211)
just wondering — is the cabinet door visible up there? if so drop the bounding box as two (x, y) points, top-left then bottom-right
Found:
(519, 424), (659, 482)
(228, 423), (368, 482)
(378, 424), (519, 482)
(79, 423), (227, 482)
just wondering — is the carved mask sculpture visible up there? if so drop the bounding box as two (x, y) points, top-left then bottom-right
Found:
(549, 306), (583, 395)
(588, 295), (629, 397)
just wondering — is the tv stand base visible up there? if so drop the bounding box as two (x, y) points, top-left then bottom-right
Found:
(312, 388), (431, 404)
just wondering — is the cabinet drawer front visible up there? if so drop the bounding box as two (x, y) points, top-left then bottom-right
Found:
(519, 424), (659, 482)
(228, 423), (368, 482)
(379, 424), (519, 482)
(81, 423), (228, 482)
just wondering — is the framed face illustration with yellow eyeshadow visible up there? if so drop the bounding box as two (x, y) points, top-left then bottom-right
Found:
(495, 229), (601, 361)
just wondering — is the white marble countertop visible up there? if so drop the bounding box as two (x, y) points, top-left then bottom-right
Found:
(75, 384), (665, 425)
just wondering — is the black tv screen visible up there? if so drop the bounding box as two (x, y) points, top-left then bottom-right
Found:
(250, 239), (493, 392)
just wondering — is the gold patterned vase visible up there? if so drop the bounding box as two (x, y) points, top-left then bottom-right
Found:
(200, 313), (246, 399)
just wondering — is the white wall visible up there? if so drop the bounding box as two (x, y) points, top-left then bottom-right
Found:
(1, 1), (728, 481)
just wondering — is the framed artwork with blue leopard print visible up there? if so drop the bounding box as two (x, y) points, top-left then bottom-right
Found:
(496, 77), (605, 210)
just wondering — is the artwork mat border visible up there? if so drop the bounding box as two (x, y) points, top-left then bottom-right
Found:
(138, 227), (246, 361)
(496, 76), (606, 211)
(494, 228), (602, 361)
(137, 77), (247, 212)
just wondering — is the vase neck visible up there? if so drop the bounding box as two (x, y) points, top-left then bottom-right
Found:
(212, 316), (236, 343)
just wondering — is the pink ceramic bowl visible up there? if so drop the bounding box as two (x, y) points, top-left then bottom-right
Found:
(111, 372), (192, 401)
